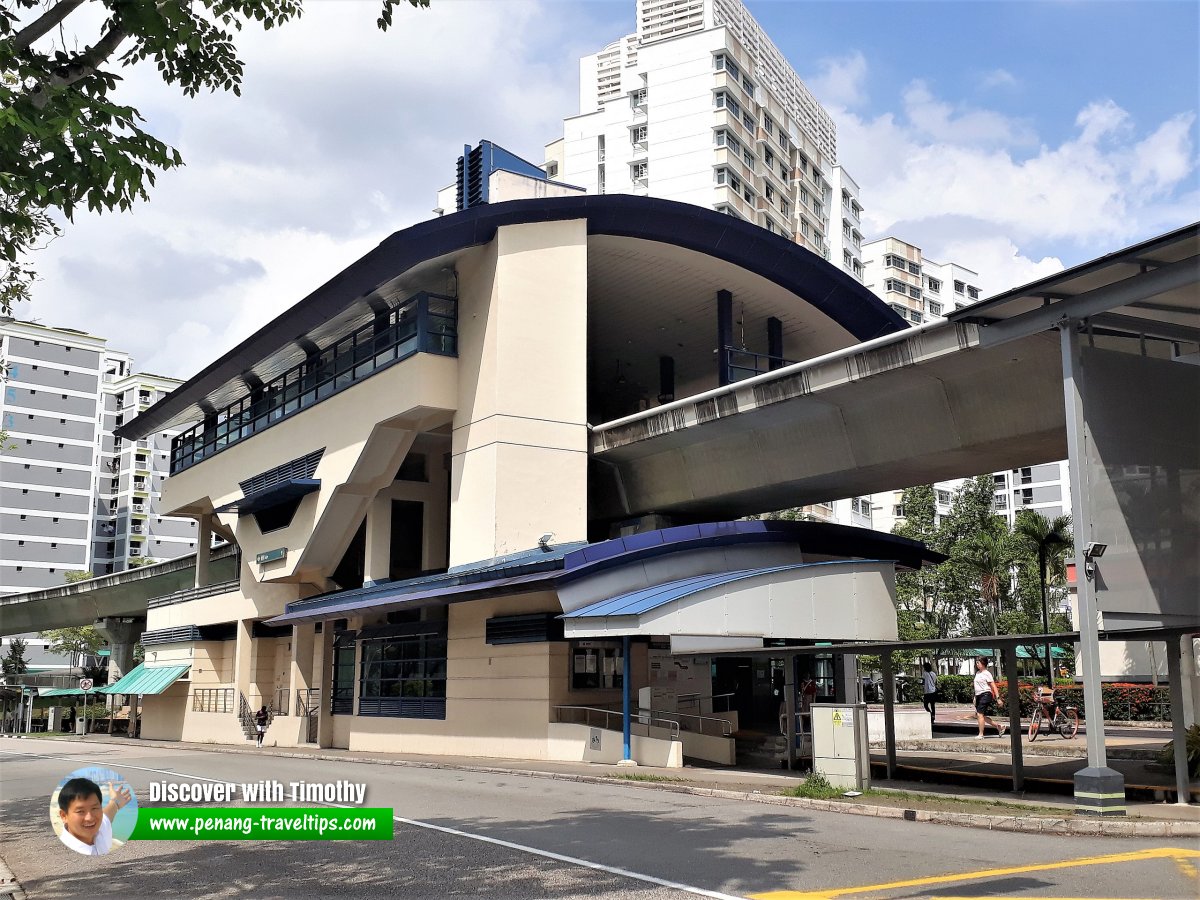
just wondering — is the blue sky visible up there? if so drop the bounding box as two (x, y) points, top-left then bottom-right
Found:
(13, 0), (1198, 380)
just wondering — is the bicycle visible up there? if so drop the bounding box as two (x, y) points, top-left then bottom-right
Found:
(1028, 687), (1079, 740)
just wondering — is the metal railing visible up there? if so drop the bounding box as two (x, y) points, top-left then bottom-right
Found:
(724, 347), (795, 383)
(170, 291), (457, 474)
(273, 687), (291, 718)
(147, 579), (240, 609)
(553, 705), (679, 741)
(593, 699), (733, 737)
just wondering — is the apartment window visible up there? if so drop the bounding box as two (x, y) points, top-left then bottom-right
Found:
(813, 202), (822, 218)
(908, 286), (921, 300)
(844, 250), (852, 264)
(926, 277), (941, 293)
(908, 310), (923, 323)
(936, 490), (951, 505)
(907, 262), (921, 275)
(885, 278), (907, 293)
(742, 75), (754, 94)
(954, 280), (966, 294)
(885, 254), (907, 270)
(994, 495), (1008, 511)
(715, 167), (728, 186)
(742, 112), (754, 132)
(714, 54), (739, 82)
(631, 88), (647, 107)
(779, 201), (789, 218)
(889, 303), (906, 316)
(763, 116), (774, 136)
(993, 474), (1007, 485)
(928, 300), (943, 316)
(893, 505), (905, 518)
(800, 187), (810, 205)
(763, 148), (774, 168)
(544, 161), (558, 178)
(967, 286), (980, 300)
(631, 124), (647, 143)
(714, 91), (740, 117)
(765, 184), (775, 202)
(742, 148), (754, 168)
(779, 162), (788, 180)
(742, 185), (753, 204)
(631, 161), (647, 180)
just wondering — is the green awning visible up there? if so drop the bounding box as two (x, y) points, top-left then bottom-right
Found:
(960, 646), (1070, 659)
(38, 687), (88, 697)
(102, 663), (190, 695)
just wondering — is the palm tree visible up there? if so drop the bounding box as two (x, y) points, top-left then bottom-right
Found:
(956, 532), (1011, 637)
(1013, 511), (1072, 684)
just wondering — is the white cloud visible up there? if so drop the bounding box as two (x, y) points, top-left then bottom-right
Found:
(808, 51), (868, 109)
(979, 68), (1018, 90)
(16, 0), (618, 379)
(830, 68), (1197, 292)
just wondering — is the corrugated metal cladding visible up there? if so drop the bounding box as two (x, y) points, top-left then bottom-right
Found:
(239, 448), (324, 497)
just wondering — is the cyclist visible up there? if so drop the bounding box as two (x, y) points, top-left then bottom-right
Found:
(1034, 684), (1060, 722)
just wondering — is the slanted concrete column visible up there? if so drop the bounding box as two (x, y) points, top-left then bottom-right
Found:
(94, 617), (144, 682)
(1181, 635), (1199, 730)
(195, 515), (213, 588)
(450, 220), (589, 566)
(363, 497), (391, 586)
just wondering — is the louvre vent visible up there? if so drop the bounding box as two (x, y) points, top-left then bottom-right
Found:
(485, 613), (563, 645)
(239, 449), (324, 497)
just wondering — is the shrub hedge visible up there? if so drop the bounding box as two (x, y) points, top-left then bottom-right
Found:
(899, 676), (1171, 721)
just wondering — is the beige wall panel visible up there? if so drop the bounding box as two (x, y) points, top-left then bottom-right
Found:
(139, 684), (189, 740)
(176, 708), (248, 744)
(450, 221), (588, 566)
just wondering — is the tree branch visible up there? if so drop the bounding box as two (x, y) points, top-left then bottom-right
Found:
(27, 20), (128, 109)
(12, 0), (87, 51)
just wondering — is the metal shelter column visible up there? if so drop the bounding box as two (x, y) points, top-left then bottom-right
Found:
(1165, 637), (1192, 804)
(881, 649), (897, 781)
(1000, 645), (1025, 793)
(784, 652), (796, 771)
(621, 635), (632, 763)
(1060, 321), (1125, 815)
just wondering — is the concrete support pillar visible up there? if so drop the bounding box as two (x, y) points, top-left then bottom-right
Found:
(450, 220), (589, 567)
(93, 617), (144, 682)
(287, 623), (316, 713)
(1165, 636), (1193, 805)
(232, 618), (254, 708)
(881, 649), (897, 781)
(315, 623), (335, 749)
(195, 515), (213, 589)
(717, 290), (733, 386)
(363, 497), (391, 586)
(1001, 645), (1025, 793)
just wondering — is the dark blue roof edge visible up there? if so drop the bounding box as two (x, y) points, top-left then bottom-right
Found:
(119, 195), (906, 439)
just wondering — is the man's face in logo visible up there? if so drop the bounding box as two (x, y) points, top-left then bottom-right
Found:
(60, 794), (103, 844)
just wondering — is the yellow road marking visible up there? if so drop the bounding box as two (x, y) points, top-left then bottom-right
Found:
(748, 846), (1200, 900)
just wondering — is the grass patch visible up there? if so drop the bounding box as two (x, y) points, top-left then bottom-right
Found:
(859, 788), (1068, 814)
(781, 771), (842, 800)
(603, 773), (690, 783)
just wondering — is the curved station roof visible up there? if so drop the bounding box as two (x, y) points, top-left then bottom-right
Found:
(120, 195), (906, 439)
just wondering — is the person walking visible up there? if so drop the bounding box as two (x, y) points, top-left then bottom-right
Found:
(254, 705), (269, 748)
(973, 658), (1006, 738)
(921, 662), (938, 728)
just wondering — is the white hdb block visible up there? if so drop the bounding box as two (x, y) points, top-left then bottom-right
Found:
(811, 703), (870, 790)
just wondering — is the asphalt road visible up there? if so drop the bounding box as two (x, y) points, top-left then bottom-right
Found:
(1, 738), (1196, 900)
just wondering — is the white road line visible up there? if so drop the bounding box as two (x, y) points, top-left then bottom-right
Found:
(1, 746), (748, 899)
(390, 815), (748, 900)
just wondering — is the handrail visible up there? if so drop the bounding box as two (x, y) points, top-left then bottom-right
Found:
(639, 706), (732, 737)
(553, 704), (680, 742)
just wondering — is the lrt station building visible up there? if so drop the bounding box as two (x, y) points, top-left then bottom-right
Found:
(116, 196), (935, 765)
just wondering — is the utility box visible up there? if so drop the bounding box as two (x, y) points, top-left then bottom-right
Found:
(47, 707), (64, 733)
(811, 703), (870, 790)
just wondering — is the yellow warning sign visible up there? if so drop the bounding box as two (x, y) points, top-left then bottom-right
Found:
(831, 709), (853, 728)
